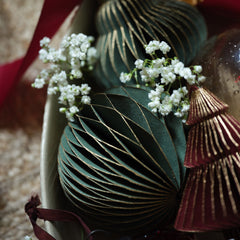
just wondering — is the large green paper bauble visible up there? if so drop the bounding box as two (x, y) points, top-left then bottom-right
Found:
(58, 87), (186, 234)
(193, 29), (240, 121)
(93, 0), (207, 90)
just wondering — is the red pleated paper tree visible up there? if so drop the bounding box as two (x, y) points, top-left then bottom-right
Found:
(175, 86), (240, 232)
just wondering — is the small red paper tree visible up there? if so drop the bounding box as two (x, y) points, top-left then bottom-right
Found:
(175, 86), (240, 231)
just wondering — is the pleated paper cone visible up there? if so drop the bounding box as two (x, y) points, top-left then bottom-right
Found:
(175, 154), (240, 231)
(175, 87), (240, 232)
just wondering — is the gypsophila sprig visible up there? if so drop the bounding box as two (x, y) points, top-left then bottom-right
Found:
(32, 33), (98, 121)
(24, 236), (32, 240)
(119, 40), (206, 122)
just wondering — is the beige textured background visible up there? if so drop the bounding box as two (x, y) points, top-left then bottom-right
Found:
(0, 0), (72, 239)
(0, 0), (44, 239)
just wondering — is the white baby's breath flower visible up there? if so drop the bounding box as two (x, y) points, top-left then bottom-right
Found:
(179, 67), (192, 79)
(119, 39), (205, 120)
(60, 36), (70, 48)
(69, 47), (85, 59)
(134, 59), (144, 69)
(32, 78), (45, 88)
(145, 40), (160, 54)
(148, 99), (161, 113)
(81, 95), (91, 104)
(171, 58), (180, 66)
(179, 86), (188, 96)
(59, 107), (67, 113)
(70, 58), (81, 69)
(80, 84), (91, 95)
(50, 64), (60, 72)
(174, 110), (184, 118)
(181, 103), (190, 113)
(145, 40), (171, 55)
(120, 72), (131, 83)
(39, 48), (49, 62)
(51, 71), (67, 84)
(140, 68), (151, 83)
(76, 33), (88, 43)
(65, 111), (75, 122)
(69, 105), (79, 114)
(40, 37), (50, 48)
(185, 74), (196, 85)
(70, 33), (88, 46)
(87, 47), (98, 65)
(148, 91), (160, 102)
(148, 84), (164, 102)
(71, 69), (83, 79)
(155, 84), (164, 94)
(194, 65), (202, 73)
(173, 62), (184, 74)
(159, 41), (171, 54)
(198, 75), (206, 83)
(24, 236), (32, 240)
(159, 103), (172, 116)
(170, 89), (182, 106)
(146, 67), (160, 79)
(33, 33), (97, 121)
(81, 41), (91, 52)
(161, 71), (176, 84)
(152, 58), (165, 68)
(167, 72), (176, 83)
(161, 66), (173, 75)
(39, 69), (50, 79)
(47, 86), (58, 95)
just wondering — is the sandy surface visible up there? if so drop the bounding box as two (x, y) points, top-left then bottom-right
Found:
(0, 1), (53, 239)
(0, 0), (78, 237)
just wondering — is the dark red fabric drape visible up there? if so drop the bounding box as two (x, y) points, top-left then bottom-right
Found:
(199, 0), (240, 15)
(198, 0), (240, 37)
(0, 0), (82, 108)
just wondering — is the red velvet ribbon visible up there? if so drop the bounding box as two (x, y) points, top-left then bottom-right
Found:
(0, 0), (82, 108)
(25, 195), (92, 240)
(25, 195), (194, 240)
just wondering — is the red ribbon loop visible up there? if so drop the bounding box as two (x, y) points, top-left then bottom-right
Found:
(25, 195), (92, 240)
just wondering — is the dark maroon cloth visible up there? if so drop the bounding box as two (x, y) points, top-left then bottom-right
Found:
(0, 0), (82, 108)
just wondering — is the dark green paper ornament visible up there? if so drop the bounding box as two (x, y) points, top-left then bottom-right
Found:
(93, 0), (207, 89)
(58, 87), (186, 234)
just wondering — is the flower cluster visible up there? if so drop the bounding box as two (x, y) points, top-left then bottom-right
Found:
(119, 40), (206, 121)
(32, 33), (98, 121)
(24, 236), (32, 240)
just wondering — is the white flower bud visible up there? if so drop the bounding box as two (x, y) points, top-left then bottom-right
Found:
(40, 37), (50, 47)
(134, 59), (144, 69)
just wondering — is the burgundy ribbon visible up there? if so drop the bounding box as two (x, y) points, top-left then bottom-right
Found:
(25, 195), (196, 240)
(25, 195), (92, 240)
(0, 0), (82, 108)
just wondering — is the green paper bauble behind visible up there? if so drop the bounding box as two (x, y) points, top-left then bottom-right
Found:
(93, 0), (207, 90)
(58, 87), (186, 234)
